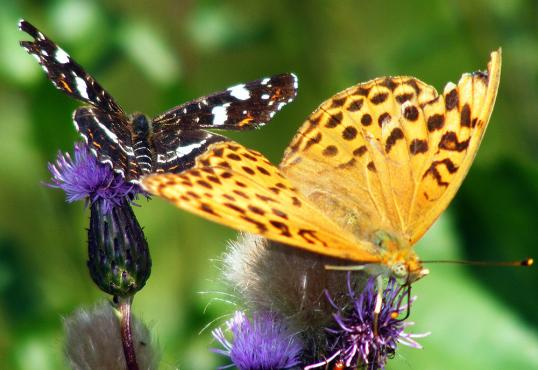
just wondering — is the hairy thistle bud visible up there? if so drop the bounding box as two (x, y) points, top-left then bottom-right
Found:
(64, 301), (159, 370)
(87, 199), (151, 297)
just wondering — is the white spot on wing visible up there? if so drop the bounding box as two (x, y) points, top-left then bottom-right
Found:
(176, 139), (207, 157)
(400, 100), (412, 115)
(89, 147), (99, 159)
(261, 94), (270, 100)
(122, 145), (135, 156)
(75, 76), (89, 99)
(211, 103), (231, 126)
(89, 146), (125, 178)
(444, 82), (457, 94)
(93, 116), (135, 156)
(55, 48), (70, 64)
(228, 84), (250, 100)
(261, 78), (270, 85)
(291, 73), (298, 90)
(94, 117), (118, 142)
(102, 159), (114, 167)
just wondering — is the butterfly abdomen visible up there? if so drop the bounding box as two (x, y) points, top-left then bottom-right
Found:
(131, 114), (153, 175)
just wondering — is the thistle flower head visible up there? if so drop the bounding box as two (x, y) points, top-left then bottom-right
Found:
(212, 311), (303, 370)
(307, 273), (429, 370)
(47, 142), (143, 213)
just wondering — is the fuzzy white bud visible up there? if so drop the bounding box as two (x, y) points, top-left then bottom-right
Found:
(223, 233), (369, 357)
(64, 301), (159, 370)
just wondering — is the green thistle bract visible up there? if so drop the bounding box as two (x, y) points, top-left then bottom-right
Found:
(87, 199), (151, 297)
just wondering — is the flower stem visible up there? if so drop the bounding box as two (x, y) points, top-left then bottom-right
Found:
(117, 296), (140, 370)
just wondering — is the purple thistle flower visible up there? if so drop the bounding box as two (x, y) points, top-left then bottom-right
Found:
(306, 273), (429, 370)
(212, 311), (303, 370)
(47, 142), (143, 213)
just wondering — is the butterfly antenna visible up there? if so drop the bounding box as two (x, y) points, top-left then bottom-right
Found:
(421, 257), (533, 267)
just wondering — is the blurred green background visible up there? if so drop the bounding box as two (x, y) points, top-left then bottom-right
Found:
(0, 0), (537, 369)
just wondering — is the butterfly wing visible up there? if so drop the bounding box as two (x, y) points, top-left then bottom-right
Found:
(19, 19), (123, 114)
(151, 129), (229, 174)
(281, 50), (501, 245)
(74, 107), (137, 178)
(141, 142), (380, 262)
(407, 51), (501, 242)
(152, 73), (297, 132)
(19, 20), (141, 180)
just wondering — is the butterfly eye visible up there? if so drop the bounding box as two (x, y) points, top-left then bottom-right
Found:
(372, 231), (387, 248)
(372, 230), (398, 251)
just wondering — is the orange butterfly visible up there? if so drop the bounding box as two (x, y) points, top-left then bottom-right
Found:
(142, 50), (501, 283)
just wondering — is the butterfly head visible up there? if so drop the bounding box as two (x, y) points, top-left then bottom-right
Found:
(131, 113), (151, 137)
(400, 258), (429, 284)
(374, 231), (429, 283)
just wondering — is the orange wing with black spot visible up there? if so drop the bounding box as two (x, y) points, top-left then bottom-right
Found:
(142, 142), (381, 262)
(281, 50), (501, 245)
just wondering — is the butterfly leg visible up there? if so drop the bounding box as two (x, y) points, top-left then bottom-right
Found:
(373, 274), (383, 336)
(323, 264), (367, 271)
(324, 264), (385, 335)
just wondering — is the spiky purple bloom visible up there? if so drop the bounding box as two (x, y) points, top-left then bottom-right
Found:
(212, 311), (303, 370)
(47, 142), (143, 213)
(306, 273), (429, 370)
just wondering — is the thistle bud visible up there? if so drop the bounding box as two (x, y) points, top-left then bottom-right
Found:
(87, 199), (151, 297)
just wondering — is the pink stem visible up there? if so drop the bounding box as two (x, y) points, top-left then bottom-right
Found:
(118, 297), (140, 370)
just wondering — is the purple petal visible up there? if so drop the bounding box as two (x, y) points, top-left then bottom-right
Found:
(46, 142), (145, 213)
(307, 275), (429, 369)
(211, 311), (303, 369)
